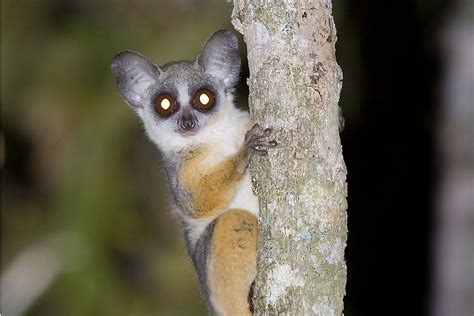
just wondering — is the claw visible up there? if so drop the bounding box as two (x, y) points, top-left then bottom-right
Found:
(245, 124), (276, 160)
(252, 141), (277, 149)
(250, 123), (260, 133)
(255, 149), (268, 156)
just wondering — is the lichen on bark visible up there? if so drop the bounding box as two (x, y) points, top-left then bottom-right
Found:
(232, 0), (348, 314)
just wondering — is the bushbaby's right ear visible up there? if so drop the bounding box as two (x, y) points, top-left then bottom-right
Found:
(111, 51), (161, 109)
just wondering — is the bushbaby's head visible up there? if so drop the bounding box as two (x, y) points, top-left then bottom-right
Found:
(111, 30), (241, 152)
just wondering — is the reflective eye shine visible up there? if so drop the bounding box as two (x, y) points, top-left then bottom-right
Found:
(154, 94), (177, 117)
(199, 93), (210, 105)
(193, 89), (215, 111)
(161, 98), (171, 110)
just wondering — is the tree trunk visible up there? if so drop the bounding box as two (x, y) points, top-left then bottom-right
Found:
(231, 1), (348, 314)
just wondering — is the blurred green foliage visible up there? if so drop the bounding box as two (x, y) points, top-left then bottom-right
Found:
(2, 0), (238, 315)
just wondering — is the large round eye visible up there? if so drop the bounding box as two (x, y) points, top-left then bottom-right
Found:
(154, 94), (177, 117)
(193, 89), (215, 111)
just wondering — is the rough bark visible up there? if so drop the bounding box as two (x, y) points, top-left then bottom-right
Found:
(231, 1), (347, 314)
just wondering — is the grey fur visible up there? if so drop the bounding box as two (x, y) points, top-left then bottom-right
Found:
(185, 220), (217, 315)
(111, 30), (246, 315)
(111, 51), (161, 108)
(161, 153), (194, 217)
(197, 30), (241, 89)
(111, 30), (241, 137)
(111, 30), (240, 112)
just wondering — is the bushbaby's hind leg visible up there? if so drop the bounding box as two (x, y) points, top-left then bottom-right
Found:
(207, 209), (258, 316)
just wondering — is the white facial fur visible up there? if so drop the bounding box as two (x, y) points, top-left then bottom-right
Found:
(137, 90), (247, 158)
(112, 30), (242, 156)
(112, 30), (260, 248)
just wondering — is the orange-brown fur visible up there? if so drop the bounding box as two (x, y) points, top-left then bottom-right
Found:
(178, 144), (258, 315)
(207, 210), (258, 316)
(111, 30), (273, 316)
(180, 146), (246, 218)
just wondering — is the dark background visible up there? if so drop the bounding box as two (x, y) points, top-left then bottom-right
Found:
(339, 0), (450, 314)
(2, 0), (454, 315)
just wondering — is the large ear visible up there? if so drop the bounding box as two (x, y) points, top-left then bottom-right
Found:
(196, 30), (241, 89)
(111, 51), (161, 108)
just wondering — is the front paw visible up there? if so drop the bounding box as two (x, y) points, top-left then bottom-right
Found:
(245, 123), (277, 157)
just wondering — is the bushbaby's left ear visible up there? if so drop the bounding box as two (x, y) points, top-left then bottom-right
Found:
(197, 30), (241, 89)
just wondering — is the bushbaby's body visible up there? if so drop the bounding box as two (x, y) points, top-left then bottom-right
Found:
(111, 30), (275, 315)
(164, 105), (260, 315)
